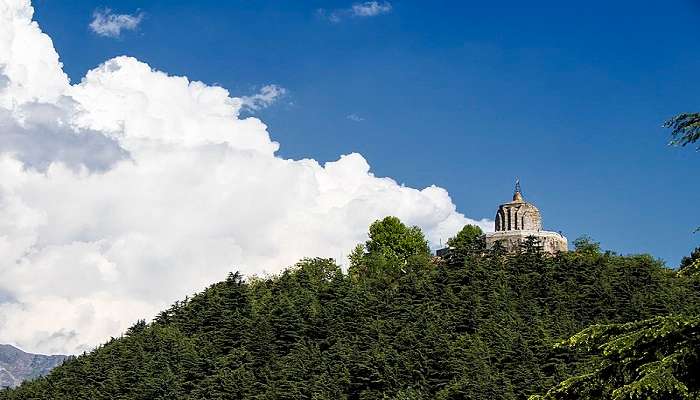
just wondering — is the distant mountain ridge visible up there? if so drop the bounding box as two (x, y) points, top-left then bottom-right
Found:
(0, 345), (66, 388)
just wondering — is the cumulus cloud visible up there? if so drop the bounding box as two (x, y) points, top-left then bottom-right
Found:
(0, 0), (490, 355)
(318, 1), (392, 23)
(0, 102), (129, 172)
(89, 8), (143, 38)
(240, 84), (287, 112)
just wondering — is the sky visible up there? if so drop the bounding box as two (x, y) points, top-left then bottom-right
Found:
(0, 0), (698, 354)
(34, 0), (700, 261)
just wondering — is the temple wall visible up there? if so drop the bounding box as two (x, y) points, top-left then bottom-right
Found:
(485, 230), (567, 254)
(495, 204), (542, 232)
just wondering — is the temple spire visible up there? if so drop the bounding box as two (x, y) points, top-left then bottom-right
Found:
(513, 178), (523, 202)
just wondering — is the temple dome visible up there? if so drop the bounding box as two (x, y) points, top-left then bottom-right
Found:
(494, 186), (542, 232)
(486, 180), (567, 254)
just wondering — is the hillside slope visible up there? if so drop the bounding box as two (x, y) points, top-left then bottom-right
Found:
(0, 345), (66, 388)
(2, 223), (698, 399)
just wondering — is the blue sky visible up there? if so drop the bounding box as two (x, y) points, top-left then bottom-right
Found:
(34, 0), (700, 265)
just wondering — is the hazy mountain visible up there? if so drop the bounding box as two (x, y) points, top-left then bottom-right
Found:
(0, 345), (66, 388)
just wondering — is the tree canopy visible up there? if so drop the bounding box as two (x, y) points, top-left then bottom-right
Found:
(365, 216), (430, 261)
(349, 216), (431, 280)
(531, 313), (700, 400)
(680, 247), (700, 271)
(446, 224), (484, 254)
(3, 219), (699, 400)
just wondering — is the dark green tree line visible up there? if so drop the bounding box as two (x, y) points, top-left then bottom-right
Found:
(3, 218), (699, 400)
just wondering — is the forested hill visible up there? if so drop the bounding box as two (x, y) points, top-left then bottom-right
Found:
(3, 218), (699, 400)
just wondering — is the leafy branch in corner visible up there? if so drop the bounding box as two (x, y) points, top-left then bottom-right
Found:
(665, 112), (700, 149)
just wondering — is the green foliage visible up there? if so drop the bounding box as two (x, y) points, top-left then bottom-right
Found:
(365, 216), (430, 261)
(349, 216), (431, 280)
(665, 112), (700, 149)
(573, 236), (601, 254)
(680, 247), (700, 271)
(530, 314), (700, 400)
(678, 259), (700, 297)
(446, 224), (484, 254)
(680, 259), (700, 277)
(3, 227), (700, 399)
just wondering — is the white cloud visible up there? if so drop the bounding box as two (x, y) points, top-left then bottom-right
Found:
(0, 0), (491, 355)
(89, 8), (143, 38)
(351, 1), (392, 17)
(240, 84), (287, 112)
(318, 1), (392, 23)
(347, 113), (365, 122)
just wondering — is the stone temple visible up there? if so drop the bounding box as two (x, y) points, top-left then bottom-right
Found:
(485, 182), (567, 254)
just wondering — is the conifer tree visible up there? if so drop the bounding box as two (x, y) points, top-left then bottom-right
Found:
(530, 314), (700, 400)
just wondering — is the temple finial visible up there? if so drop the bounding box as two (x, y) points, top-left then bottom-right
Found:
(513, 178), (523, 202)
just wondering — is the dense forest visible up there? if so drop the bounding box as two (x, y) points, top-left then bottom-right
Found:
(2, 216), (699, 400)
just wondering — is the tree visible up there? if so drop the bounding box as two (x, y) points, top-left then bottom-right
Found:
(680, 247), (700, 271)
(679, 258), (700, 282)
(365, 216), (430, 260)
(665, 113), (700, 149)
(446, 224), (484, 254)
(530, 314), (700, 400)
(350, 216), (430, 272)
(572, 236), (601, 254)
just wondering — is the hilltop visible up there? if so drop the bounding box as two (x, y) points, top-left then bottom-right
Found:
(2, 218), (698, 399)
